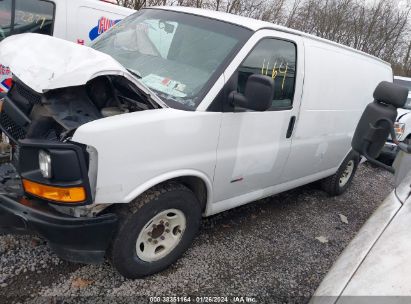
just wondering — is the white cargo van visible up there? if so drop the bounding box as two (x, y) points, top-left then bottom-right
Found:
(0, 7), (392, 278)
(0, 0), (134, 92)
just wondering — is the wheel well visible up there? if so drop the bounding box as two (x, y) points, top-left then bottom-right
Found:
(104, 176), (209, 214)
(170, 176), (208, 212)
(102, 176), (208, 216)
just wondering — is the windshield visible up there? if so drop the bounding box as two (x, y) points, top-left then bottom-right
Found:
(394, 78), (411, 110)
(91, 9), (251, 110)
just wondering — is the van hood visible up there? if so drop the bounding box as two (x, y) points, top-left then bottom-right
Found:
(0, 33), (166, 107)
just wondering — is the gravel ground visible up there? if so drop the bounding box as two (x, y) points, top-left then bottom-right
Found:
(0, 162), (393, 303)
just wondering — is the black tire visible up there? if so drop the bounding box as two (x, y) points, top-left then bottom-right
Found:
(110, 182), (201, 279)
(321, 151), (359, 196)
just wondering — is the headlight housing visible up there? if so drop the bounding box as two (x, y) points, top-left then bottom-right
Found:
(38, 150), (52, 178)
(394, 122), (405, 141)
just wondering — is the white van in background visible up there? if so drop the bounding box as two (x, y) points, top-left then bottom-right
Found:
(0, 0), (135, 93)
(380, 76), (411, 160)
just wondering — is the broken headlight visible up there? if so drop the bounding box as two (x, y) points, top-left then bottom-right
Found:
(39, 150), (52, 178)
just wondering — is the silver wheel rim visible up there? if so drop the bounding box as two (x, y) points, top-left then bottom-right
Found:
(136, 209), (186, 262)
(339, 160), (354, 187)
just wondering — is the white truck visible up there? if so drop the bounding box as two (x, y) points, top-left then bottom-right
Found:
(381, 76), (411, 160)
(0, 7), (393, 278)
(0, 0), (134, 93)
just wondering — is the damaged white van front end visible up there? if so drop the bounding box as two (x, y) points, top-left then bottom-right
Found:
(0, 32), (178, 204)
(0, 33), (176, 262)
(0, 7), (247, 269)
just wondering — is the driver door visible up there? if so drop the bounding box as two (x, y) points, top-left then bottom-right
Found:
(211, 31), (304, 210)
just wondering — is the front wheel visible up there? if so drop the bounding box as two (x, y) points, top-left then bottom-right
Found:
(321, 151), (359, 196)
(110, 182), (202, 279)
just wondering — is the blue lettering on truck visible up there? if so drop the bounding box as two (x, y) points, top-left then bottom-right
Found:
(89, 16), (121, 41)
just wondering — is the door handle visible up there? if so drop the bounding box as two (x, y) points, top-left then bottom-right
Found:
(286, 116), (296, 138)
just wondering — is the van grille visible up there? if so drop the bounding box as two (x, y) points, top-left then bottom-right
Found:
(0, 112), (26, 141)
(13, 82), (42, 105)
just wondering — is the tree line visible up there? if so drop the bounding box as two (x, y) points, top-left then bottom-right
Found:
(116, 0), (411, 77)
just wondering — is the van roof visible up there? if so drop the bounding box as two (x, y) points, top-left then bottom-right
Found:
(98, 0), (121, 4)
(150, 6), (390, 66)
(85, 0), (134, 12)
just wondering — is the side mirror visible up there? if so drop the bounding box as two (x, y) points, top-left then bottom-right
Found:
(351, 81), (409, 172)
(230, 74), (274, 111)
(159, 20), (175, 34)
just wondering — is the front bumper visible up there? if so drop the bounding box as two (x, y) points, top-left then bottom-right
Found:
(0, 194), (117, 264)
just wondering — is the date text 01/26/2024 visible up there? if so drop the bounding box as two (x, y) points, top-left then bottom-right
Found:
(149, 297), (257, 303)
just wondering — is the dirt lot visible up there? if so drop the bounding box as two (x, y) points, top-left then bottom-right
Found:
(0, 163), (394, 303)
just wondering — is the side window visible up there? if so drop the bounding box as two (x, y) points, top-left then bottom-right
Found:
(238, 38), (297, 110)
(13, 0), (55, 36)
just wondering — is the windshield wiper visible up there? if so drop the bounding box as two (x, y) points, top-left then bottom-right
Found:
(127, 68), (142, 79)
(125, 68), (168, 109)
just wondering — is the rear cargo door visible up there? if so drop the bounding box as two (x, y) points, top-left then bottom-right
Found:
(212, 30), (305, 205)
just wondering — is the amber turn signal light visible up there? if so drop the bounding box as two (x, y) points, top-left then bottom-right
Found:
(22, 179), (86, 203)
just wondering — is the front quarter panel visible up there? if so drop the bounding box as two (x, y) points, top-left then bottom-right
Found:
(72, 109), (221, 204)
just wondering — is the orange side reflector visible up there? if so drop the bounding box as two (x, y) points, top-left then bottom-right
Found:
(22, 179), (86, 203)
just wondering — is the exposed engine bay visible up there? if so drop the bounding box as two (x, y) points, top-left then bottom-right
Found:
(0, 75), (159, 143)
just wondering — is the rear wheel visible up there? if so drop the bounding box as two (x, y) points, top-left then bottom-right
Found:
(110, 182), (202, 279)
(321, 151), (359, 196)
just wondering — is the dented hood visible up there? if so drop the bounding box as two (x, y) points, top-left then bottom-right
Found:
(0, 33), (166, 106)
